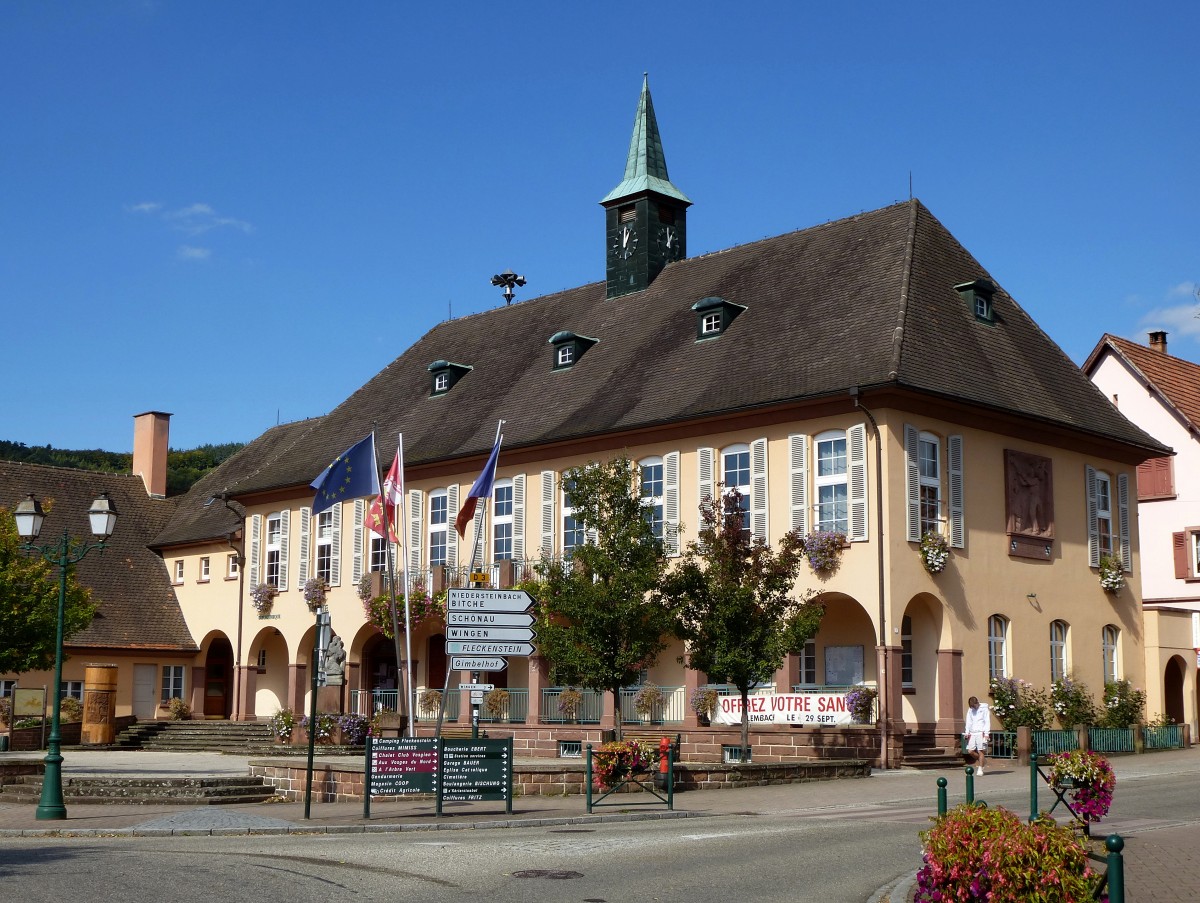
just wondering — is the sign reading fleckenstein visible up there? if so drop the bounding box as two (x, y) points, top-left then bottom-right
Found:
(711, 693), (853, 727)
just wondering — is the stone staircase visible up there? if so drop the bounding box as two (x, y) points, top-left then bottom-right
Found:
(0, 774), (277, 805)
(901, 732), (965, 770)
(115, 719), (279, 754)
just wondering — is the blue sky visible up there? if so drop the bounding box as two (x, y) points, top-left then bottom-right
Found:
(2, 2), (1197, 453)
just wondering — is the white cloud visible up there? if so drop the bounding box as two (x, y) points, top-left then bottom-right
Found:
(177, 245), (212, 261)
(126, 201), (162, 214)
(1138, 283), (1200, 340)
(126, 200), (254, 236)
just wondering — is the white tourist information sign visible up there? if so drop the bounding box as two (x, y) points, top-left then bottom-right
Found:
(450, 656), (508, 671)
(446, 641), (535, 657)
(447, 588), (534, 613)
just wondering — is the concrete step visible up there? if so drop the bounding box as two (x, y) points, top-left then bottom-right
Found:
(0, 775), (277, 805)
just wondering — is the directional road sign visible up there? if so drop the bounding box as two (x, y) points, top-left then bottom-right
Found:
(459, 683), (495, 691)
(447, 588), (534, 613)
(446, 626), (535, 642)
(447, 610), (535, 628)
(446, 641), (536, 657)
(449, 656), (508, 671)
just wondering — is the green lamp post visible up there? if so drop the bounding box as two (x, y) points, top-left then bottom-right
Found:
(14, 491), (118, 820)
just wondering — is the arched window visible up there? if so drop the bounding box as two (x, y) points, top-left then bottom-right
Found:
(814, 430), (848, 534)
(988, 615), (1009, 681)
(1102, 625), (1120, 684)
(1049, 620), (1069, 683)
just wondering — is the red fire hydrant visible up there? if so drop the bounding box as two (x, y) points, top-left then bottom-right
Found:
(656, 736), (671, 789)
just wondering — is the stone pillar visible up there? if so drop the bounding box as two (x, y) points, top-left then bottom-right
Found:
(600, 688), (616, 730)
(527, 656), (547, 724)
(683, 656), (705, 729)
(347, 662), (361, 712)
(287, 664), (306, 714)
(936, 648), (965, 747)
(235, 665), (257, 721)
(189, 665), (206, 720)
(81, 664), (118, 744)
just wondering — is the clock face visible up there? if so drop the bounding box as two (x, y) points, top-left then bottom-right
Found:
(613, 223), (638, 260)
(660, 225), (680, 259)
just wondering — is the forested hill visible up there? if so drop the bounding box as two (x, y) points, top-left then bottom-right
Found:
(0, 441), (244, 497)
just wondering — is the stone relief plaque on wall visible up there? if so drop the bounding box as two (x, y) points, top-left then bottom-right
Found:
(1004, 449), (1054, 559)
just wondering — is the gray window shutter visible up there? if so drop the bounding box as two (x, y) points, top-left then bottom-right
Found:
(512, 474), (526, 562)
(409, 489), (424, 574)
(540, 470), (556, 556)
(352, 499), (366, 585)
(297, 507), (311, 587)
(751, 437), (769, 543)
(664, 451), (680, 556)
(848, 424), (868, 542)
(697, 447), (715, 508)
(948, 434), (965, 549)
(329, 503), (342, 587)
(1086, 465), (1099, 568)
(1117, 473), (1131, 572)
(278, 509), (290, 590)
(789, 433), (808, 535)
(447, 484), (460, 568)
(904, 424), (921, 542)
(249, 514), (262, 586)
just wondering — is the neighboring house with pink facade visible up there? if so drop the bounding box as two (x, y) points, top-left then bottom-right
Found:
(1085, 331), (1200, 733)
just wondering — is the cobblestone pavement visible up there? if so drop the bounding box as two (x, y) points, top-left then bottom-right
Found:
(1, 746), (1196, 901)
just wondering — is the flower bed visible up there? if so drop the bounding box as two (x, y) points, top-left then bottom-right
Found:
(591, 738), (655, 789)
(1048, 749), (1116, 822)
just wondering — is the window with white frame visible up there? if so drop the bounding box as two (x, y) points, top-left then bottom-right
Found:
(1087, 466), (1129, 571)
(173, 560), (184, 584)
(369, 534), (388, 572)
(1050, 620), (1068, 683)
(815, 430), (848, 534)
(797, 639), (817, 687)
(722, 444), (751, 540)
(1102, 625), (1120, 684)
(429, 491), (448, 567)
(433, 372), (449, 393)
(227, 553), (239, 579)
(315, 510), (333, 582)
(160, 665), (185, 703)
(988, 615), (1009, 681)
(199, 557), (210, 582)
(563, 478), (584, 558)
(60, 680), (83, 702)
(1095, 471), (1114, 557)
(901, 616), (914, 688)
(493, 480), (514, 561)
(640, 458), (664, 541)
(701, 311), (722, 335)
(918, 432), (941, 536)
(0, 679), (15, 698)
(556, 344), (574, 367)
(265, 514), (282, 587)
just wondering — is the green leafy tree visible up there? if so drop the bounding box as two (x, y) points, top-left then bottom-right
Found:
(0, 508), (96, 674)
(534, 458), (674, 741)
(661, 489), (824, 758)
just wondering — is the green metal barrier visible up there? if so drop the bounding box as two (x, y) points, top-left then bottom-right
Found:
(1087, 728), (1134, 753)
(585, 742), (674, 813)
(1143, 724), (1182, 750)
(1032, 729), (1079, 756)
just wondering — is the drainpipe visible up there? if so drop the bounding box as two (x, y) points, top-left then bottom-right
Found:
(850, 387), (890, 769)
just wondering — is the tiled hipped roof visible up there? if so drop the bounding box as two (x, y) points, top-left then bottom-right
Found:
(1089, 334), (1200, 432)
(0, 462), (195, 652)
(161, 200), (1163, 543)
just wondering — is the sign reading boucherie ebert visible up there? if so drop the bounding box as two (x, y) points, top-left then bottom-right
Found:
(711, 693), (853, 726)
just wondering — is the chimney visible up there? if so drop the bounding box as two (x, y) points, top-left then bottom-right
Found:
(132, 411), (171, 498)
(1148, 331), (1168, 355)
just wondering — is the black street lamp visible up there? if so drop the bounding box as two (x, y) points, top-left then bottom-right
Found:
(14, 492), (118, 820)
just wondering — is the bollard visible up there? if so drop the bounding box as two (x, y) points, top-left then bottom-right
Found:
(1030, 752), (1040, 822)
(936, 777), (947, 817)
(585, 744), (594, 813)
(1105, 834), (1125, 903)
(964, 765), (975, 804)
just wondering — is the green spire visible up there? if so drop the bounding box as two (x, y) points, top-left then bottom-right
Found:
(600, 74), (691, 206)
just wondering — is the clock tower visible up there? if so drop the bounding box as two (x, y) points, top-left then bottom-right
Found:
(601, 74), (692, 300)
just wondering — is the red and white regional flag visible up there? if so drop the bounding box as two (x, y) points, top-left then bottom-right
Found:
(366, 449), (403, 543)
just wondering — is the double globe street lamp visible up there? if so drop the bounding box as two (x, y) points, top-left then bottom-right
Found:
(13, 492), (118, 820)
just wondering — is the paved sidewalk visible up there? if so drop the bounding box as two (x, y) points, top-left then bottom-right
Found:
(1, 746), (1197, 901)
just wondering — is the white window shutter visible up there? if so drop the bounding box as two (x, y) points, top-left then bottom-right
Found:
(297, 507), (311, 587)
(329, 503), (342, 587)
(540, 470), (556, 556)
(447, 484), (460, 568)
(751, 437), (769, 543)
(512, 474), (526, 561)
(664, 451), (680, 556)
(698, 446), (715, 508)
(848, 424), (868, 542)
(1117, 473), (1131, 572)
(1086, 465), (1100, 568)
(948, 434), (965, 549)
(789, 434), (808, 535)
(904, 424), (921, 542)
(352, 499), (366, 585)
(249, 514), (262, 586)
(278, 509), (290, 590)
(409, 489), (424, 574)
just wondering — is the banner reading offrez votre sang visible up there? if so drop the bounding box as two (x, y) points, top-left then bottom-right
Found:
(711, 693), (852, 726)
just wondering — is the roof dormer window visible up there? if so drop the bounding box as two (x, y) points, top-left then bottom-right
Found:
(691, 296), (746, 340)
(955, 279), (996, 324)
(548, 331), (597, 371)
(428, 360), (472, 396)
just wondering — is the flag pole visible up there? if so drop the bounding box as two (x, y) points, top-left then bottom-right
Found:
(467, 420), (505, 577)
(372, 430), (406, 731)
(397, 433), (416, 738)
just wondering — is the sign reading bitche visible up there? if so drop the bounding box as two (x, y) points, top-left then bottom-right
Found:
(445, 588), (538, 666)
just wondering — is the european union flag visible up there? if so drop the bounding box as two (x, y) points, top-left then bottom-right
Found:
(311, 434), (381, 515)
